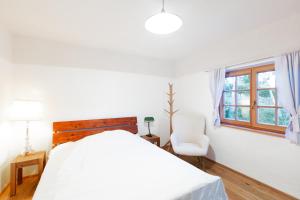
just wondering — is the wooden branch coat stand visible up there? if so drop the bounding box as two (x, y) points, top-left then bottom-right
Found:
(164, 83), (178, 150)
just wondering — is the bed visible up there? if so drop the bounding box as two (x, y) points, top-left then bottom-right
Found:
(33, 117), (227, 200)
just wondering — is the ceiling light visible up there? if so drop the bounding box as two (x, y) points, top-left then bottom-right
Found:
(145, 0), (182, 35)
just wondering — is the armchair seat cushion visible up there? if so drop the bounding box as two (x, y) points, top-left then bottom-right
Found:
(173, 142), (206, 156)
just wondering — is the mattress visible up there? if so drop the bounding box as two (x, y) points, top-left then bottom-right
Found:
(33, 130), (227, 200)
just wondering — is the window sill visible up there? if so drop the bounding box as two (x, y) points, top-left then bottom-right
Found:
(221, 123), (285, 138)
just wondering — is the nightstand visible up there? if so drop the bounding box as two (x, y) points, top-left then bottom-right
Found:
(10, 151), (46, 197)
(141, 134), (160, 147)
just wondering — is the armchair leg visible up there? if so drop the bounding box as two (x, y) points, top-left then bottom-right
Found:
(197, 157), (205, 171)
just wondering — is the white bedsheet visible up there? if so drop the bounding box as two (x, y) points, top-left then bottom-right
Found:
(34, 130), (227, 200)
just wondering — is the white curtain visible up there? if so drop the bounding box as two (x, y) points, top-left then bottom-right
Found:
(209, 68), (226, 127)
(275, 50), (300, 144)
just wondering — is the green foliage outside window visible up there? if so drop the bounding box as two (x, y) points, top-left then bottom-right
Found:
(223, 72), (290, 127)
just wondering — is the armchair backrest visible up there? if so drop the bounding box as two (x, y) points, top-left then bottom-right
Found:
(173, 114), (206, 143)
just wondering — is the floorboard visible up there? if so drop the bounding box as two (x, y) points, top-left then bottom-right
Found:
(0, 176), (39, 200)
(179, 155), (297, 200)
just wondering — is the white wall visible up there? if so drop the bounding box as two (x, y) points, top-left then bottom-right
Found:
(0, 59), (12, 192)
(0, 27), (13, 191)
(175, 72), (300, 198)
(11, 64), (171, 154)
(0, 27), (12, 61)
(0, 31), (173, 192)
(1, 9), (299, 197)
(12, 35), (175, 77)
(174, 12), (300, 198)
(176, 13), (300, 75)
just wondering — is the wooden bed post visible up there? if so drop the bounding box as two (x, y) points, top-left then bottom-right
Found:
(164, 83), (178, 150)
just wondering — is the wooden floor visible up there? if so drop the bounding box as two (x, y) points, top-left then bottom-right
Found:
(0, 176), (39, 200)
(0, 155), (296, 200)
(182, 156), (296, 200)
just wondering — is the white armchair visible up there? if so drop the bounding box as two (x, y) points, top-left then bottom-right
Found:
(170, 114), (209, 169)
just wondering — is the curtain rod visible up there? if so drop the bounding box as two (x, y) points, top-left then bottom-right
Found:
(204, 55), (275, 72)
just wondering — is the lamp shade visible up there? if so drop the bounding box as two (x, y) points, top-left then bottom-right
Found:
(9, 100), (43, 121)
(144, 116), (155, 122)
(145, 12), (182, 35)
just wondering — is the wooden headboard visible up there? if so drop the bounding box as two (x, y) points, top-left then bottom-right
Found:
(53, 117), (138, 146)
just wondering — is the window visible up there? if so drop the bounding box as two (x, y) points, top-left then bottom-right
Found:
(220, 64), (290, 134)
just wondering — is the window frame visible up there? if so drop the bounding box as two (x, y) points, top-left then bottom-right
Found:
(220, 64), (287, 134)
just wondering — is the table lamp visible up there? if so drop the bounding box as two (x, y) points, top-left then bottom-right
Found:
(9, 100), (43, 155)
(144, 116), (155, 137)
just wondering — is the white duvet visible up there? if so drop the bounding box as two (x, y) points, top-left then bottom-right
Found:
(34, 130), (227, 200)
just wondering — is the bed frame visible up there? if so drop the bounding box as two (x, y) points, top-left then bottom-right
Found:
(52, 117), (138, 147)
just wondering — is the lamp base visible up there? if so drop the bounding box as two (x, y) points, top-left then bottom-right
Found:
(23, 151), (34, 156)
(23, 145), (34, 156)
(24, 121), (34, 156)
(146, 134), (153, 137)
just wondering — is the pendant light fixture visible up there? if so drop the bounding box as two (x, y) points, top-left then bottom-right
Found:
(145, 0), (182, 35)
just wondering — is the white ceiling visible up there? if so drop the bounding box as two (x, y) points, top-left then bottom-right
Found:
(0, 0), (299, 62)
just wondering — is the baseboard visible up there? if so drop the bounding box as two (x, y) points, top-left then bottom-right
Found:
(204, 157), (297, 200)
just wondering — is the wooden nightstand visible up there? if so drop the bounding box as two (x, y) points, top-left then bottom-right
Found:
(141, 134), (160, 147)
(10, 151), (46, 197)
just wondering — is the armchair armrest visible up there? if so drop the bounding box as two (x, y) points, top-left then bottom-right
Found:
(170, 132), (180, 147)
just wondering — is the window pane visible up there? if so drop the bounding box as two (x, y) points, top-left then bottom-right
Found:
(257, 108), (275, 125)
(224, 92), (235, 105)
(237, 107), (250, 122)
(224, 77), (235, 90)
(257, 71), (275, 88)
(237, 91), (250, 105)
(278, 108), (290, 127)
(257, 89), (276, 106)
(237, 75), (250, 90)
(224, 106), (235, 120)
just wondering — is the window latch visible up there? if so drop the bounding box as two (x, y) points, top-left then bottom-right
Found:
(252, 100), (256, 109)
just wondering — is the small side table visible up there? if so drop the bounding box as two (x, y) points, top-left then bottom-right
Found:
(10, 151), (46, 197)
(141, 134), (160, 147)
